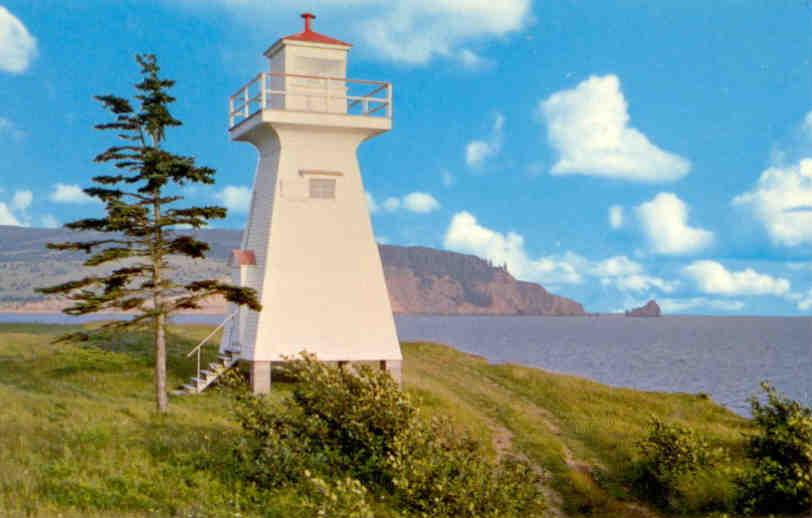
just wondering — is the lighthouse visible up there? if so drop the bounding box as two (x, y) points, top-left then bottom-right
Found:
(219, 13), (402, 393)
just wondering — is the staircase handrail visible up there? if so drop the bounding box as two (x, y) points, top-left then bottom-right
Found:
(187, 309), (239, 358)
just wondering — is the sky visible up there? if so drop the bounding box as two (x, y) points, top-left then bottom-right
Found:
(1, 1), (812, 315)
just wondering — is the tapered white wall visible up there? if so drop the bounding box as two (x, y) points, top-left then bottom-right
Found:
(222, 119), (401, 364)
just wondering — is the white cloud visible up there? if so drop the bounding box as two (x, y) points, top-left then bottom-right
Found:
(465, 142), (493, 168)
(682, 260), (790, 296)
(216, 185), (251, 214)
(443, 211), (676, 291)
(732, 158), (812, 247)
(465, 113), (504, 169)
(0, 117), (25, 141)
(636, 193), (713, 255)
(402, 192), (440, 213)
(0, 202), (21, 226)
(171, 1), (531, 66)
(590, 256), (677, 293)
(0, 189), (34, 226)
(444, 211), (555, 282)
(39, 214), (59, 228)
(383, 197), (401, 212)
(659, 297), (745, 314)
(608, 204), (624, 230)
(608, 274), (677, 293)
(533, 254), (583, 285)
(539, 75), (691, 182)
(50, 184), (96, 204)
(11, 190), (31, 211)
(357, 1), (531, 65)
(366, 192), (379, 213)
(0, 7), (36, 74)
(377, 192), (440, 214)
(794, 288), (812, 311)
(458, 48), (490, 70)
(590, 256), (641, 277)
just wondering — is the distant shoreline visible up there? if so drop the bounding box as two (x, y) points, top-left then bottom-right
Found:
(0, 311), (808, 324)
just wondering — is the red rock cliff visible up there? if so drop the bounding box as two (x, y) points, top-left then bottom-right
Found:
(380, 245), (585, 316)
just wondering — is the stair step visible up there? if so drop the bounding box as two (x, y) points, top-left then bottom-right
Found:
(178, 351), (240, 396)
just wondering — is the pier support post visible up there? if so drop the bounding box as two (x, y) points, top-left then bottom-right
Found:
(250, 361), (272, 394)
(380, 360), (402, 386)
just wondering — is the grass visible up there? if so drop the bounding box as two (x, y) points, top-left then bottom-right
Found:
(0, 323), (752, 517)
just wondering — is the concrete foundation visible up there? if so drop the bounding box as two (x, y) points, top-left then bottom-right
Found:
(380, 359), (402, 386)
(249, 360), (272, 394)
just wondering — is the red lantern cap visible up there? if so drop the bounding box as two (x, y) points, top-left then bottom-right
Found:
(282, 12), (352, 47)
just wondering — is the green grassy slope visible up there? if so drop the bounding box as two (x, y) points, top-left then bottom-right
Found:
(0, 324), (750, 517)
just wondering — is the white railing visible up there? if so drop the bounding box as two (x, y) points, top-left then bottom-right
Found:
(186, 309), (239, 391)
(229, 72), (392, 128)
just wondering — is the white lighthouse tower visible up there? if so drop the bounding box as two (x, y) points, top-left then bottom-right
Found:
(219, 13), (402, 393)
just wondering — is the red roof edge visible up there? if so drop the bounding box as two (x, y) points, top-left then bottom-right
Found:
(281, 12), (352, 47)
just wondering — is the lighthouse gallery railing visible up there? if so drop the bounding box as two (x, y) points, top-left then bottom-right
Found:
(229, 72), (392, 128)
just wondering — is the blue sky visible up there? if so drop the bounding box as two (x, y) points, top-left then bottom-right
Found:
(2, 1), (812, 315)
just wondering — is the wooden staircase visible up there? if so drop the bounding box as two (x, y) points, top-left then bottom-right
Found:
(174, 348), (240, 395)
(173, 310), (239, 396)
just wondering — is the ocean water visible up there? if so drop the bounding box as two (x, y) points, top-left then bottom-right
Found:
(2, 313), (809, 415)
(0, 313), (219, 325)
(394, 315), (812, 416)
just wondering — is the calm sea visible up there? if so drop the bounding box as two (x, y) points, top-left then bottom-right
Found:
(394, 315), (812, 416)
(2, 313), (809, 415)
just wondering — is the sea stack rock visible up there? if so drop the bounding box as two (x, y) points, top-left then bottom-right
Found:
(625, 300), (662, 317)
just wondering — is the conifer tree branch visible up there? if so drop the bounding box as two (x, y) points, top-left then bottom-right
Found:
(39, 53), (261, 413)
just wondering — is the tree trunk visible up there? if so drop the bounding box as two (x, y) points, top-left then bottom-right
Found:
(155, 311), (168, 413)
(153, 196), (168, 414)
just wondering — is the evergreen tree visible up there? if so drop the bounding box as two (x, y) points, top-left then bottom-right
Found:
(38, 54), (260, 413)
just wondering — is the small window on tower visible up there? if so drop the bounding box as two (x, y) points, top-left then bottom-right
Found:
(309, 178), (336, 199)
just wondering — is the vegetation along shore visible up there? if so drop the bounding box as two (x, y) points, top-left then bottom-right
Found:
(2, 323), (810, 517)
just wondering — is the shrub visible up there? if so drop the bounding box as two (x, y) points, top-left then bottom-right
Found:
(388, 417), (544, 517)
(301, 473), (375, 518)
(233, 354), (545, 517)
(633, 416), (716, 509)
(233, 356), (414, 487)
(736, 382), (812, 515)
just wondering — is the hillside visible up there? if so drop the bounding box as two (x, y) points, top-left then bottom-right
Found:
(0, 323), (748, 517)
(0, 226), (585, 315)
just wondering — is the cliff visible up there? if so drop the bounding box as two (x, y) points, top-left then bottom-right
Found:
(380, 245), (585, 315)
(0, 226), (586, 316)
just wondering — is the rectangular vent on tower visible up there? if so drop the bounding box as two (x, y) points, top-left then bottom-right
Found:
(309, 178), (336, 199)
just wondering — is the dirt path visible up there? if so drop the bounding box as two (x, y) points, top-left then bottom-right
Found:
(412, 354), (658, 517)
(475, 374), (657, 518)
